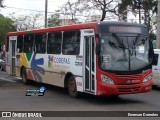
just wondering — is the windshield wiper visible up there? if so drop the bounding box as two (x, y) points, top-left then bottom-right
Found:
(133, 34), (149, 47)
(112, 33), (126, 49)
(112, 33), (127, 61)
(131, 34), (140, 56)
(134, 34), (140, 45)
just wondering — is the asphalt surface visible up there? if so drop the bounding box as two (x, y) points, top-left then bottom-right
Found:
(0, 71), (160, 120)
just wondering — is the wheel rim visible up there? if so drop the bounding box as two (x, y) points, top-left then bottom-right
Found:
(68, 78), (77, 96)
(70, 80), (76, 92)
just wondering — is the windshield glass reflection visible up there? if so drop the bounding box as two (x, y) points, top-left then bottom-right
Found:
(100, 33), (150, 71)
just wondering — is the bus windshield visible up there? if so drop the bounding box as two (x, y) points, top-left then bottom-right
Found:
(100, 33), (150, 71)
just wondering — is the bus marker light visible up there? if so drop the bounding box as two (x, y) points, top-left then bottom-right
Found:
(145, 86), (151, 90)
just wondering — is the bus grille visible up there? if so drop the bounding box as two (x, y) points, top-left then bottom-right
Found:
(116, 74), (142, 85)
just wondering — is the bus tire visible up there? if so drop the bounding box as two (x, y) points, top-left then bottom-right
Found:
(68, 76), (79, 98)
(0, 65), (3, 71)
(21, 68), (29, 84)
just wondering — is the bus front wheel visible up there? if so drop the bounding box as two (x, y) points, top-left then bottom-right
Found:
(21, 68), (29, 84)
(68, 76), (79, 98)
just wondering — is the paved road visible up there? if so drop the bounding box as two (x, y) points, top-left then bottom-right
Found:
(0, 71), (160, 120)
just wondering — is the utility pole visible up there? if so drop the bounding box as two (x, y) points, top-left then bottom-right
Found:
(134, 0), (141, 23)
(157, 0), (160, 48)
(138, 0), (141, 24)
(45, 0), (48, 28)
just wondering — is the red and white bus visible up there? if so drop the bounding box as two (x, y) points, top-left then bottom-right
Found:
(6, 21), (154, 97)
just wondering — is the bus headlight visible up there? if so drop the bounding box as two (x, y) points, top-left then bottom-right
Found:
(100, 74), (114, 85)
(143, 73), (152, 83)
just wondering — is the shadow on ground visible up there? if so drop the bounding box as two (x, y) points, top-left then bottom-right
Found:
(19, 80), (145, 105)
(152, 85), (160, 91)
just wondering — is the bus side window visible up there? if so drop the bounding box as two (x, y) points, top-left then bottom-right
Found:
(62, 30), (80, 55)
(153, 54), (159, 66)
(47, 32), (62, 54)
(24, 35), (34, 53)
(17, 36), (23, 53)
(34, 34), (46, 54)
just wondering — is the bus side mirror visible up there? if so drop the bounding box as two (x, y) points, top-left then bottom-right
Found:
(96, 43), (101, 54)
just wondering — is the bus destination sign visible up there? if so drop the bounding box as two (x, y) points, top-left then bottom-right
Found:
(109, 26), (141, 33)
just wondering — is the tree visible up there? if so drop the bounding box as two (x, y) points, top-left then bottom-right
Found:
(118, 0), (157, 32)
(48, 13), (61, 27)
(141, 0), (157, 31)
(118, 0), (135, 21)
(56, 0), (96, 23)
(56, 1), (79, 22)
(9, 13), (44, 31)
(0, 0), (4, 8)
(78, 0), (118, 21)
(0, 14), (15, 44)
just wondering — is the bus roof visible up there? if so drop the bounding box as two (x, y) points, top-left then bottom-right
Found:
(6, 21), (147, 36)
(6, 22), (97, 36)
(99, 21), (147, 28)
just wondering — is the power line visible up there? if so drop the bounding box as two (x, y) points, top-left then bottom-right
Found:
(18, 0), (68, 3)
(4, 6), (54, 14)
(23, 0), (67, 2)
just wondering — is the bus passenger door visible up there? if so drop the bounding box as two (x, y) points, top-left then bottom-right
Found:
(9, 36), (17, 75)
(84, 36), (96, 93)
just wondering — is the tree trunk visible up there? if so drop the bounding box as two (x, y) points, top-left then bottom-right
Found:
(100, 10), (106, 21)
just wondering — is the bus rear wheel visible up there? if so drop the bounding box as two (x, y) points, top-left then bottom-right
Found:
(0, 65), (3, 71)
(68, 76), (79, 98)
(21, 68), (29, 84)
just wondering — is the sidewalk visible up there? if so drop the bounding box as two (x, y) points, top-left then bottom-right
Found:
(0, 71), (21, 83)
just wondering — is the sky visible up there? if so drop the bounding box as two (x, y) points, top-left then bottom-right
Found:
(0, 0), (138, 23)
(0, 0), (76, 16)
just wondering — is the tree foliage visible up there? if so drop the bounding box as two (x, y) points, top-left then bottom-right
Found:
(48, 13), (61, 27)
(78, 0), (119, 21)
(9, 13), (44, 31)
(0, 0), (4, 8)
(0, 14), (15, 44)
(56, 1), (80, 22)
(118, 0), (157, 31)
(118, 0), (136, 21)
(55, 1), (96, 23)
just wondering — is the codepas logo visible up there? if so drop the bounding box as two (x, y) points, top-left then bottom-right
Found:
(48, 55), (70, 67)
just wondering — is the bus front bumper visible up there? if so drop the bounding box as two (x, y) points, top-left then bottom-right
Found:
(97, 80), (152, 96)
